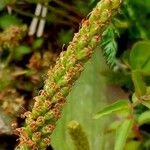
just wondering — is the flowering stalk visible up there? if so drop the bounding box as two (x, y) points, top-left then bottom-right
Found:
(68, 121), (90, 150)
(0, 25), (27, 49)
(0, 25), (27, 68)
(16, 0), (122, 149)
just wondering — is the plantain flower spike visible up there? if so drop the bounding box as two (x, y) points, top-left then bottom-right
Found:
(68, 120), (90, 150)
(16, 0), (122, 149)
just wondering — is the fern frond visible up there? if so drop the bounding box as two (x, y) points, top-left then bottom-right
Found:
(101, 24), (119, 66)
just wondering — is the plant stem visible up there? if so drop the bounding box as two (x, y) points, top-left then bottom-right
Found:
(12, 6), (78, 25)
(52, 0), (83, 17)
(47, 5), (80, 23)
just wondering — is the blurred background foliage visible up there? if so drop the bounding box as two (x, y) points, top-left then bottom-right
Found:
(0, 0), (150, 150)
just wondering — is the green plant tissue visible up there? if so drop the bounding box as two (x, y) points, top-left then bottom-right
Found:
(51, 49), (109, 150)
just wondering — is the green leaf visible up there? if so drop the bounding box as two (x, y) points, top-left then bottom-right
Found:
(131, 93), (150, 111)
(0, 14), (22, 30)
(106, 120), (121, 133)
(115, 119), (133, 150)
(0, 2), (6, 10)
(58, 29), (73, 45)
(0, 0), (16, 4)
(14, 45), (31, 60)
(133, 0), (150, 13)
(32, 38), (44, 50)
(130, 41), (150, 72)
(138, 110), (150, 125)
(131, 70), (146, 97)
(51, 49), (109, 150)
(0, 70), (12, 91)
(124, 141), (141, 150)
(141, 101), (150, 109)
(131, 93), (138, 104)
(94, 100), (129, 119)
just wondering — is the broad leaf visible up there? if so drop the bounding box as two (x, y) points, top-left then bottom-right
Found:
(51, 49), (109, 150)
(132, 93), (138, 103)
(94, 100), (129, 119)
(14, 45), (31, 60)
(130, 41), (150, 72)
(131, 70), (146, 97)
(115, 119), (133, 150)
(133, 0), (150, 13)
(124, 141), (141, 150)
(0, 2), (5, 10)
(141, 101), (150, 109)
(138, 110), (150, 125)
(132, 92), (150, 111)
(106, 120), (121, 133)
(32, 38), (44, 50)
(0, 14), (22, 30)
